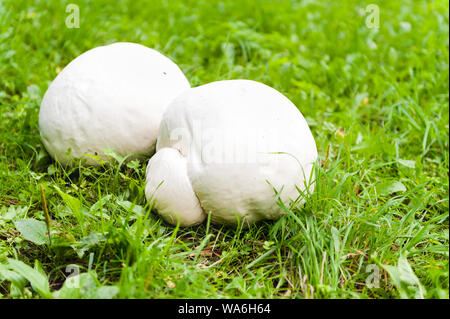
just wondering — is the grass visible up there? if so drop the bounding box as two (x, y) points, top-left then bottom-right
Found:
(0, 0), (448, 299)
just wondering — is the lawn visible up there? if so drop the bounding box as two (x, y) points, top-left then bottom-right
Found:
(0, 0), (448, 299)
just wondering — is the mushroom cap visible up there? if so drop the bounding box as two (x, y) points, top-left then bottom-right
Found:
(39, 42), (190, 165)
(145, 79), (318, 226)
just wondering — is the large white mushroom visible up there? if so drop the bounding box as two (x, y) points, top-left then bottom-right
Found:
(145, 79), (318, 226)
(39, 42), (190, 165)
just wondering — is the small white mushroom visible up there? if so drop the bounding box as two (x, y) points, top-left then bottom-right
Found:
(145, 147), (205, 227)
(145, 79), (318, 226)
(39, 42), (190, 165)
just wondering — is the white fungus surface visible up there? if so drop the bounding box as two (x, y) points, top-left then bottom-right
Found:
(39, 42), (190, 165)
(145, 79), (318, 226)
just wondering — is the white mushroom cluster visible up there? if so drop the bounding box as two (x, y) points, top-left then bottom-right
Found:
(39, 43), (318, 226)
(145, 80), (318, 226)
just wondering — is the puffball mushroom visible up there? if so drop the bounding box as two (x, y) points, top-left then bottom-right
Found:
(145, 79), (318, 226)
(39, 42), (190, 166)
